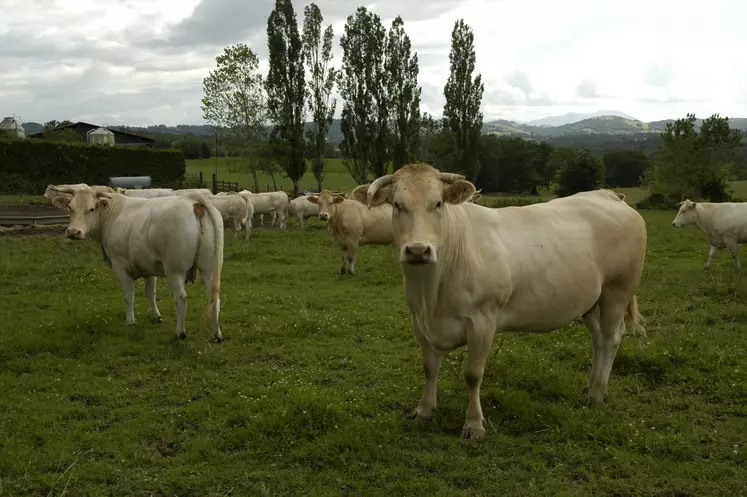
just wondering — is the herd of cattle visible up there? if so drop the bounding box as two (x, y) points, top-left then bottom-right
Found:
(38, 163), (739, 439)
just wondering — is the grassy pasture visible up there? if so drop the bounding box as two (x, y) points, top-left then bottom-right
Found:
(0, 207), (745, 496)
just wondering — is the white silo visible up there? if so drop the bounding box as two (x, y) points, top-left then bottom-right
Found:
(87, 127), (115, 146)
(0, 116), (26, 139)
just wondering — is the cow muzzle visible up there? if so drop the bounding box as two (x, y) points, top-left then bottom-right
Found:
(318, 213), (329, 221)
(66, 227), (84, 240)
(402, 243), (436, 265)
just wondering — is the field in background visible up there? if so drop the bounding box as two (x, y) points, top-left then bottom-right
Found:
(186, 157), (358, 192)
(0, 211), (744, 495)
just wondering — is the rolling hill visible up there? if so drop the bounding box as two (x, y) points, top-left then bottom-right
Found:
(17, 114), (747, 144)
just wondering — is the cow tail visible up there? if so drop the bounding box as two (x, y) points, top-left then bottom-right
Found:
(196, 195), (224, 331)
(626, 294), (646, 337)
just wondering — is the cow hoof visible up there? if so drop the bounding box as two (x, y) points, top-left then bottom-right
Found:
(176, 332), (187, 341)
(460, 422), (486, 440)
(152, 316), (163, 324)
(211, 335), (224, 343)
(126, 321), (136, 327)
(409, 406), (434, 421)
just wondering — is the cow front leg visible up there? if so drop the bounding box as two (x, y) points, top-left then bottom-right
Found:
(144, 276), (163, 323)
(705, 245), (720, 270)
(166, 273), (188, 340)
(587, 292), (627, 404)
(114, 269), (136, 326)
(462, 315), (496, 440)
(346, 245), (358, 275)
(411, 321), (442, 420)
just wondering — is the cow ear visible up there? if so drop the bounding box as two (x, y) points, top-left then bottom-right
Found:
(307, 196), (319, 204)
(333, 195), (345, 204)
(97, 197), (110, 210)
(370, 185), (393, 206)
(52, 195), (70, 209)
(444, 180), (476, 205)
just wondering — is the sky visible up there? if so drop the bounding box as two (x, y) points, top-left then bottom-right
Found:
(1, 0), (745, 127)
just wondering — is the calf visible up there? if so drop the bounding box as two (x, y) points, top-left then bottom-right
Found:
(307, 188), (394, 275)
(288, 195), (320, 230)
(48, 185), (225, 341)
(366, 164), (647, 439)
(672, 199), (747, 271)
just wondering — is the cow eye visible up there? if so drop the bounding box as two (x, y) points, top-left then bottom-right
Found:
(436, 201), (442, 209)
(89, 207), (95, 213)
(394, 202), (400, 210)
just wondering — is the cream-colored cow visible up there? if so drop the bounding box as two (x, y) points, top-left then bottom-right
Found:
(47, 185), (224, 341)
(672, 199), (747, 271)
(307, 188), (393, 275)
(366, 163), (647, 439)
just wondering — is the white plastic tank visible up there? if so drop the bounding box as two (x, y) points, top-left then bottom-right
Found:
(87, 127), (115, 146)
(0, 116), (26, 138)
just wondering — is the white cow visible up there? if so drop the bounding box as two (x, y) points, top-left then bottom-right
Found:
(47, 185), (225, 341)
(288, 195), (320, 230)
(175, 188), (213, 196)
(672, 199), (747, 271)
(366, 163), (647, 439)
(238, 190), (289, 229)
(116, 188), (176, 198)
(307, 187), (394, 275)
(208, 194), (254, 240)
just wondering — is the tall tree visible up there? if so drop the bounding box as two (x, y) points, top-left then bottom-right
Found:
(302, 3), (338, 191)
(386, 16), (421, 170)
(442, 19), (484, 182)
(645, 113), (743, 203)
(266, 0), (307, 194)
(339, 6), (389, 183)
(201, 43), (267, 192)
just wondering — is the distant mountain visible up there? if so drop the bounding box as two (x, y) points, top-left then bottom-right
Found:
(17, 114), (747, 143)
(483, 114), (747, 138)
(524, 110), (638, 127)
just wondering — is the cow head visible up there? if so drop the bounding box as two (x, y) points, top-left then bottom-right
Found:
(366, 163), (476, 265)
(672, 199), (697, 227)
(306, 190), (344, 221)
(47, 185), (112, 240)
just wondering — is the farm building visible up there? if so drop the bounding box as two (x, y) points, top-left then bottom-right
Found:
(29, 121), (155, 147)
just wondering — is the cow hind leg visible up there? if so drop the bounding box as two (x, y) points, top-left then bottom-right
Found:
(345, 245), (358, 275)
(166, 273), (188, 340)
(114, 269), (136, 326)
(144, 276), (163, 323)
(201, 270), (222, 342)
(587, 291), (627, 405)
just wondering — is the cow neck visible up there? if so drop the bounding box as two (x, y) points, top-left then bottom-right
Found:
(94, 196), (121, 246)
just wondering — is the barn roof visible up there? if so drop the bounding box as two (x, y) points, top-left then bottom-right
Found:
(29, 121), (155, 143)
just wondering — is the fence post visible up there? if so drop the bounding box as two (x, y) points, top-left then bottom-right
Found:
(212, 173), (217, 194)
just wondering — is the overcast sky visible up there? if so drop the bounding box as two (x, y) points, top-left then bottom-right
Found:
(1, 0), (744, 126)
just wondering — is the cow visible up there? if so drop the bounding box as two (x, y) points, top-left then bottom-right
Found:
(672, 199), (747, 271)
(238, 190), (289, 229)
(306, 187), (394, 275)
(365, 163), (647, 439)
(116, 188), (176, 198)
(288, 195), (320, 230)
(209, 193), (254, 240)
(176, 188), (213, 196)
(46, 185), (225, 341)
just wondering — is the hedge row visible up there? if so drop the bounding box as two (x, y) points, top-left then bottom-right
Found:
(0, 137), (186, 194)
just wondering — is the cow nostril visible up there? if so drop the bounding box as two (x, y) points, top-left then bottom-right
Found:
(423, 246), (431, 256)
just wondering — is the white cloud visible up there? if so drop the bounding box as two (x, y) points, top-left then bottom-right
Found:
(0, 0), (744, 126)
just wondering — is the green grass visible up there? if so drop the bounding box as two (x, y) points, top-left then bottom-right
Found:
(187, 157), (359, 192)
(0, 194), (47, 205)
(0, 209), (745, 496)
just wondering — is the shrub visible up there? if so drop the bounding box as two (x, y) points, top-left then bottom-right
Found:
(0, 137), (185, 194)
